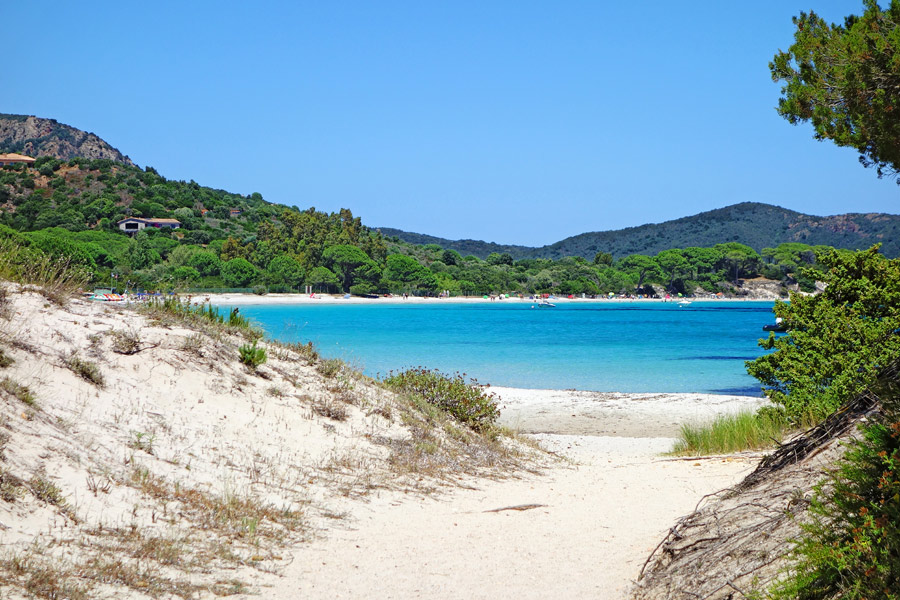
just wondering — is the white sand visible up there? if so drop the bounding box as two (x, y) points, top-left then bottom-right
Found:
(494, 387), (770, 438)
(277, 435), (756, 600)
(202, 292), (773, 307)
(0, 288), (767, 599)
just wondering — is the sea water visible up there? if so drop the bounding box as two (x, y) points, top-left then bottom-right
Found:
(230, 301), (776, 395)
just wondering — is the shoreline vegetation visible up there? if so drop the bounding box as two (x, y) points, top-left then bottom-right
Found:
(0, 156), (848, 306)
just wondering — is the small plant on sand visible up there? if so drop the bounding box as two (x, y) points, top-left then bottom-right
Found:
(128, 431), (156, 455)
(383, 368), (500, 431)
(28, 475), (76, 520)
(141, 297), (258, 339)
(110, 327), (142, 355)
(316, 358), (343, 379)
(0, 377), (36, 407)
(0, 469), (25, 502)
(238, 341), (266, 369)
(312, 398), (349, 421)
(66, 353), (105, 387)
(670, 409), (791, 456)
(0, 348), (13, 368)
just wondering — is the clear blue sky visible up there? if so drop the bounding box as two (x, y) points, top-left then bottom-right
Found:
(3, 1), (896, 245)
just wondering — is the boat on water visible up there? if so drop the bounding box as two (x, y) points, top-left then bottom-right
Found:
(677, 299), (692, 306)
(535, 299), (556, 308)
(762, 317), (787, 332)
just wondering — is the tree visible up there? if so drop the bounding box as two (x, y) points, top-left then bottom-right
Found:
(221, 258), (258, 287)
(655, 249), (690, 291)
(747, 245), (900, 422)
(441, 249), (461, 266)
(618, 254), (660, 293)
(771, 1), (900, 180)
(714, 243), (760, 284)
(307, 266), (339, 293)
(188, 251), (221, 276)
(121, 233), (160, 271)
(593, 251), (613, 266)
(266, 255), (304, 289)
(323, 244), (378, 293)
(486, 252), (514, 266)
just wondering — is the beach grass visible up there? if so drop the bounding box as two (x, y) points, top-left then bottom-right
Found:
(670, 409), (791, 456)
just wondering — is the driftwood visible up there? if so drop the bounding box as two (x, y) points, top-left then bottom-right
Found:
(632, 378), (889, 600)
(483, 503), (548, 513)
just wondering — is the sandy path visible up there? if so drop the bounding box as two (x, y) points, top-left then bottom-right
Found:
(265, 435), (756, 599)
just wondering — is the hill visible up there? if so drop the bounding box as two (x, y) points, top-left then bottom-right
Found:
(0, 113), (135, 165)
(377, 227), (533, 258)
(382, 202), (900, 259)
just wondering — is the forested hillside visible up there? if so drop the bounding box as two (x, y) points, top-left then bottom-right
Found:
(0, 156), (864, 298)
(0, 113), (135, 165)
(382, 202), (900, 260)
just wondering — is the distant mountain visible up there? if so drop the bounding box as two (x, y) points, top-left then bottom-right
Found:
(380, 202), (900, 259)
(0, 113), (135, 166)
(376, 228), (533, 258)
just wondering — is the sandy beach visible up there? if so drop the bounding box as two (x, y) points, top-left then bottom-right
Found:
(0, 288), (767, 599)
(201, 292), (776, 307)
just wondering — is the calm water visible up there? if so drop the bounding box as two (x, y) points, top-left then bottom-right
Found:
(229, 301), (775, 395)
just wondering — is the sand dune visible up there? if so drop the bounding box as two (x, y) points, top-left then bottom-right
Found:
(0, 287), (764, 599)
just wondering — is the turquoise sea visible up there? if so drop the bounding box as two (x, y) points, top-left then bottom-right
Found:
(229, 300), (776, 395)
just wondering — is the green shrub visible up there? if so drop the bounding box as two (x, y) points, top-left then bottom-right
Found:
(747, 246), (900, 424)
(771, 391), (900, 600)
(66, 354), (104, 387)
(383, 368), (500, 431)
(0, 377), (36, 407)
(238, 342), (266, 369)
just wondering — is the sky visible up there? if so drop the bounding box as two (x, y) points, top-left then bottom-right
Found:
(3, 1), (897, 246)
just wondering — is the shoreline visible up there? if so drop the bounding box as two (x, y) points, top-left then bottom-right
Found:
(493, 387), (769, 439)
(201, 291), (780, 307)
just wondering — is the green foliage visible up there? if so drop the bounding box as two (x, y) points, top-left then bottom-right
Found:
(383, 368), (500, 431)
(66, 354), (105, 387)
(771, 1), (900, 180)
(771, 376), (900, 600)
(187, 251), (221, 276)
(220, 258), (258, 287)
(670, 410), (790, 456)
(323, 244), (380, 292)
(238, 342), (267, 369)
(307, 266), (339, 292)
(747, 246), (900, 423)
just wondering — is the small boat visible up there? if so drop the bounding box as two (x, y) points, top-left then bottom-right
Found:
(536, 300), (556, 308)
(763, 317), (787, 332)
(677, 299), (692, 307)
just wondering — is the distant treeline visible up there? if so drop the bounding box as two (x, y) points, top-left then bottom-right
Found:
(0, 158), (834, 296)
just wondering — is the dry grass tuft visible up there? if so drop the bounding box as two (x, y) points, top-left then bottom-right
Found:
(129, 466), (305, 545)
(316, 358), (343, 379)
(0, 469), (25, 502)
(312, 397), (350, 421)
(109, 327), (142, 355)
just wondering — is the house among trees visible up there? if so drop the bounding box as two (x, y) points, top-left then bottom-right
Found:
(0, 153), (36, 167)
(116, 217), (181, 234)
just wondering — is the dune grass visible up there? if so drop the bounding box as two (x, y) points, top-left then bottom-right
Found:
(670, 409), (792, 456)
